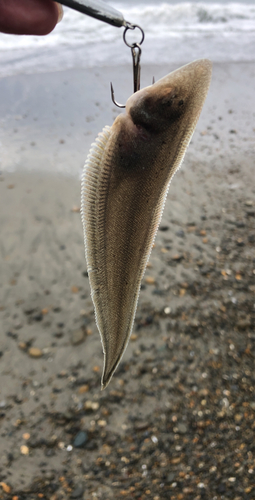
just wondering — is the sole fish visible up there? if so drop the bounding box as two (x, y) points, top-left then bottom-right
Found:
(81, 59), (212, 389)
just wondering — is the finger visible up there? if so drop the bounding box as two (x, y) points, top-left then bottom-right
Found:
(0, 0), (61, 35)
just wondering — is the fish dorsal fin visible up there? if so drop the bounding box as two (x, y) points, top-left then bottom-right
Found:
(81, 124), (113, 352)
(81, 124), (111, 238)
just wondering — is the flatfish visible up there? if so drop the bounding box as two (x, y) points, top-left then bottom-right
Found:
(81, 59), (212, 389)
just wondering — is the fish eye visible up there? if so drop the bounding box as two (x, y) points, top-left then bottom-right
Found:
(178, 100), (184, 106)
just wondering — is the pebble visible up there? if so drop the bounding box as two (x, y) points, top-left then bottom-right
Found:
(84, 401), (99, 411)
(71, 328), (86, 345)
(176, 229), (185, 237)
(0, 483), (11, 493)
(237, 317), (251, 330)
(73, 431), (88, 448)
(167, 473), (175, 483)
(78, 385), (89, 394)
(246, 209), (255, 217)
(177, 423), (188, 434)
(70, 484), (84, 499)
(172, 254), (183, 261)
(28, 347), (43, 358)
(98, 420), (107, 427)
(236, 238), (244, 246)
(130, 333), (137, 341)
(20, 445), (29, 455)
(145, 276), (155, 285)
(71, 206), (80, 213)
(22, 433), (30, 440)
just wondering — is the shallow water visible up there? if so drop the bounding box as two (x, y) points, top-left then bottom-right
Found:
(0, 1), (254, 77)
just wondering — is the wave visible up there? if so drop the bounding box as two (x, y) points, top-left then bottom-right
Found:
(0, 2), (254, 76)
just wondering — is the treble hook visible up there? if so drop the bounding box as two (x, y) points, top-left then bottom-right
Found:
(111, 24), (145, 108)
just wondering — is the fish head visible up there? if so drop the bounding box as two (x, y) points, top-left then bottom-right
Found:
(125, 59), (212, 135)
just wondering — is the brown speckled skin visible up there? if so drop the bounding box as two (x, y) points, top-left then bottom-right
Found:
(81, 59), (212, 389)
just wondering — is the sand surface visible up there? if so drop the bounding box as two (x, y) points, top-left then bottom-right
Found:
(0, 62), (254, 499)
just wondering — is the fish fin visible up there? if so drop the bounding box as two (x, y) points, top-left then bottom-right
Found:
(81, 125), (113, 384)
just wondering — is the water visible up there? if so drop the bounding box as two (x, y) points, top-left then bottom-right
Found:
(0, 1), (254, 77)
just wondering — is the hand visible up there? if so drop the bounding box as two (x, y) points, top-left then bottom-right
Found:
(0, 0), (63, 35)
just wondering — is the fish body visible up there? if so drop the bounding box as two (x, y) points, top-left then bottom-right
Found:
(81, 59), (212, 389)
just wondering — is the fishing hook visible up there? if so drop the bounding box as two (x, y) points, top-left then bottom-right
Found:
(111, 24), (145, 108)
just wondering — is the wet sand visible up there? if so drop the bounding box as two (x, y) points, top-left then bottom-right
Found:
(0, 62), (254, 499)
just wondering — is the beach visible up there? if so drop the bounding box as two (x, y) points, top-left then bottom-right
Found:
(0, 61), (254, 499)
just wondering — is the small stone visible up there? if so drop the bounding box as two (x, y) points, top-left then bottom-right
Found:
(71, 285), (79, 293)
(71, 328), (85, 345)
(236, 238), (244, 246)
(246, 209), (255, 217)
(245, 200), (253, 206)
(235, 221), (245, 228)
(22, 433), (30, 440)
(71, 206), (80, 213)
(237, 317), (251, 330)
(145, 276), (155, 285)
(134, 421), (150, 431)
(234, 414), (243, 422)
(98, 420), (107, 427)
(172, 254), (183, 261)
(20, 445), (29, 455)
(0, 483), (11, 493)
(176, 229), (185, 237)
(166, 473), (175, 483)
(197, 482), (205, 488)
(130, 333), (137, 341)
(84, 401), (99, 411)
(187, 225), (196, 232)
(177, 423), (187, 434)
(78, 385), (89, 394)
(70, 484), (84, 499)
(28, 347), (43, 358)
(73, 431), (88, 448)
(32, 312), (43, 321)
(197, 260), (204, 267)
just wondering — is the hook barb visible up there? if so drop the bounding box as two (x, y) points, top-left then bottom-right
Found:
(110, 82), (126, 108)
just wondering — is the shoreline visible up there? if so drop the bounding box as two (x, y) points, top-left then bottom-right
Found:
(0, 61), (254, 176)
(0, 61), (254, 497)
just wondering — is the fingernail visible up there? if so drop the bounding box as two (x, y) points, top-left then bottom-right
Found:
(56, 3), (64, 23)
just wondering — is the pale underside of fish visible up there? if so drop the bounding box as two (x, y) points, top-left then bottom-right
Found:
(81, 59), (212, 389)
